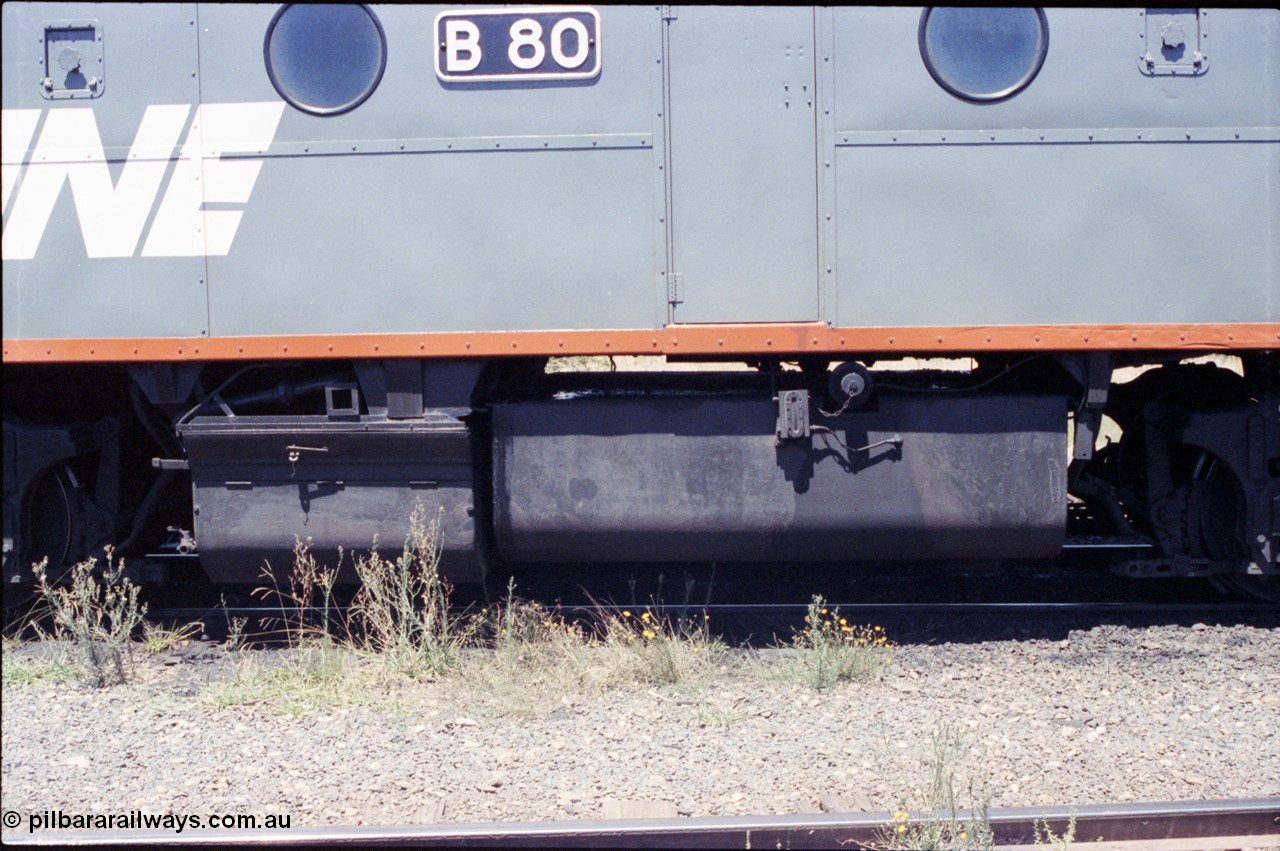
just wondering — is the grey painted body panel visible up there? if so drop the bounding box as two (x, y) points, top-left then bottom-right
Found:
(209, 147), (660, 335)
(837, 142), (1275, 327)
(196, 3), (664, 336)
(667, 8), (820, 323)
(828, 6), (1278, 327)
(2, 6), (1276, 340)
(1, 4), (206, 340)
(833, 8), (1277, 134)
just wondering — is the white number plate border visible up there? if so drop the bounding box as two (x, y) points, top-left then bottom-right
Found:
(433, 6), (602, 83)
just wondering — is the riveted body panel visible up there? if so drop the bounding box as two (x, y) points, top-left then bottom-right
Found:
(665, 7), (820, 323)
(195, 3), (665, 337)
(826, 6), (1278, 330)
(1, 3), (205, 341)
(835, 142), (1275, 327)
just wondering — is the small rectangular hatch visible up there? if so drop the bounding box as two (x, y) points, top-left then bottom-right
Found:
(40, 21), (104, 99)
(1140, 9), (1208, 77)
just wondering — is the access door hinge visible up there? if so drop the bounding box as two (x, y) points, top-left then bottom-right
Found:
(667, 271), (683, 304)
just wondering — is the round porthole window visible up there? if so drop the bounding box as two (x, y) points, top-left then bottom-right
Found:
(265, 4), (387, 115)
(919, 7), (1048, 103)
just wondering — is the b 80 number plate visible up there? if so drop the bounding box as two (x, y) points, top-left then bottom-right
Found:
(434, 7), (601, 82)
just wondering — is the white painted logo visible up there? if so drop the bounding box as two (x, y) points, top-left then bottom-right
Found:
(1, 102), (284, 259)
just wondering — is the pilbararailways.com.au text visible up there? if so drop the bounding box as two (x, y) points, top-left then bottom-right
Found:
(4, 809), (292, 834)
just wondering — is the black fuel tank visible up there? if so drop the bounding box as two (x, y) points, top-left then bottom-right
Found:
(493, 394), (1066, 563)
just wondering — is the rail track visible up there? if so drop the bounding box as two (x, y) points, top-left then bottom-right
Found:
(6, 537), (1271, 616)
(118, 596), (1279, 656)
(6, 798), (1278, 847)
(7, 540), (1275, 641)
(154, 601), (1280, 619)
(135, 599), (1280, 653)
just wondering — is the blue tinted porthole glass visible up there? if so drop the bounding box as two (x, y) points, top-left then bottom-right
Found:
(919, 8), (1048, 103)
(265, 4), (386, 115)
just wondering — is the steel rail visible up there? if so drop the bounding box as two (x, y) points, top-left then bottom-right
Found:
(5, 797), (1277, 848)
(145, 601), (1280, 620)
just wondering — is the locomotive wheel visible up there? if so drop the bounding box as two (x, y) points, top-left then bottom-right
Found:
(23, 465), (77, 574)
(1188, 451), (1277, 602)
(1221, 572), (1280, 603)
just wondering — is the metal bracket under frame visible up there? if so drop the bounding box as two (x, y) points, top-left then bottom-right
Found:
(775, 389), (811, 443)
(1116, 557), (1230, 579)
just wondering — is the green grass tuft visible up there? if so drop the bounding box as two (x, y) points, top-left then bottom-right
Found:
(31, 550), (146, 688)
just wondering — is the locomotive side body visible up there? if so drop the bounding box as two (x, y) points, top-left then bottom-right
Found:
(3, 6), (1277, 598)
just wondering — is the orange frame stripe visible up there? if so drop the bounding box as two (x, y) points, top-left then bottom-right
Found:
(3, 323), (1277, 364)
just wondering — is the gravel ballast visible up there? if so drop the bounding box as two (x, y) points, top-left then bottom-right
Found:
(3, 619), (1277, 833)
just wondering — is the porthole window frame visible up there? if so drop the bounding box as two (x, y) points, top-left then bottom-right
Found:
(918, 7), (1049, 104)
(263, 3), (388, 117)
